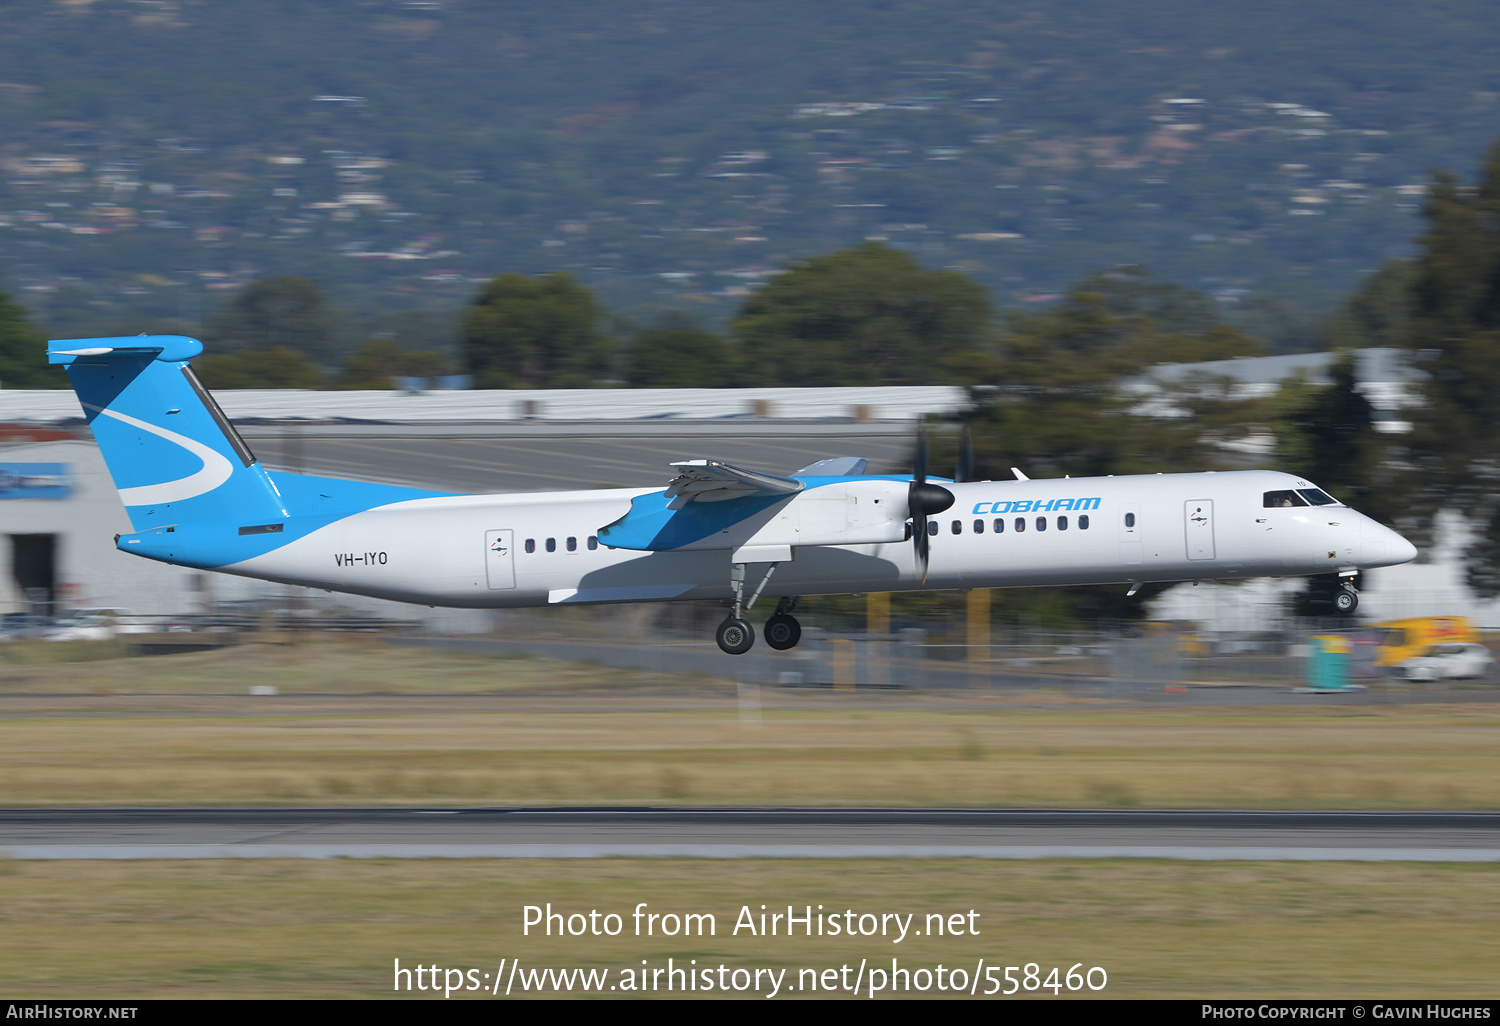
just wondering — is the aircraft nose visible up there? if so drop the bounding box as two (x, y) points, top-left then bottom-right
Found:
(1356, 516), (1417, 567)
(1387, 528), (1418, 566)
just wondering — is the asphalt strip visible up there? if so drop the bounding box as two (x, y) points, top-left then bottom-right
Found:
(3, 844), (1499, 861)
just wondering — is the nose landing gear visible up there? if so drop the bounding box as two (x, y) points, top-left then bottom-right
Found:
(1333, 572), (1360, 614)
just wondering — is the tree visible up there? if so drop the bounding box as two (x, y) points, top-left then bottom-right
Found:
(460, 272), (613, 389)
(1271, 354), (1381, 509)
(206, 276), (341, 362)
(0, 275), (59, 388)
(956, 268), (1263, 482)
(1325, 260), (1415, 352)
(730, 242), (991, 386)
(340, 338), (454, 389)
(1393, 139), (1500, 594)
(626, 314), (729, 387)
(192, 346), (325, 389)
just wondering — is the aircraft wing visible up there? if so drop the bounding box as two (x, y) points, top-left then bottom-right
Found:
(664, 460), (804, 509)
(598, 458), (906, 553)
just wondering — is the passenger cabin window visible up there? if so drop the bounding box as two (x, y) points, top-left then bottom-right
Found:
(1125, 512), (1136, 528)
(951, 520), (962, 535)
(993, 518), (1005, 534)
(974, 519), (985, 534)
(566, 536), (577, 551)
(1079, 514), (1090, 530)
(525, 539), (535, 554)
(1036, 516), (1047, 532)
(545, 538), (556, 552)
(1263, 490), (1308, 508)
(928, 520), (939, 537)
(587, 536), (599, 550)
(1058, 516), (1068, 531)
(1014, 517), (1025, 533)
(1298, 488), (1338, 506)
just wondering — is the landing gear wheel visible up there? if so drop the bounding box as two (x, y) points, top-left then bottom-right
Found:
(764, 612), (802, 651)
(716, 617), (756, 655)
(1333, 588), (1359, 614)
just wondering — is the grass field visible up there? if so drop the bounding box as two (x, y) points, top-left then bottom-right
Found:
(1, 858), (1497, 998)
(0, 639), (1495, 808)
(3, 640), (1498, 999)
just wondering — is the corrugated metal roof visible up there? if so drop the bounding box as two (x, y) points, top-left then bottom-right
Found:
(0, 385), (969, 426)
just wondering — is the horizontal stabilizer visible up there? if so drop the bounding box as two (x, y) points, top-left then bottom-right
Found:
(48, 335), (203, 366)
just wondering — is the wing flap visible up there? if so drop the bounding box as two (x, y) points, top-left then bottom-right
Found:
(663, 460), (804, 509)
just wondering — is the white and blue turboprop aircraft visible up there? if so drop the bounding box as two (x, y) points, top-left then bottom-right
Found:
(50, 335), (1418, 654)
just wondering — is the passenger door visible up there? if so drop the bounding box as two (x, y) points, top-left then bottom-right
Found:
(484, 529), (516, 589)
(1184, 500), (1215, 560)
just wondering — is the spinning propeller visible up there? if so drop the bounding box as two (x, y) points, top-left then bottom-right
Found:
(908, 422), (955, 581)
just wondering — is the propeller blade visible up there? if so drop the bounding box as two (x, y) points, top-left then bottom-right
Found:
(908, 422), (951, 583)
(912, 421), (927, 580)
(915, 516), (930, 581)
(955, 421), (975, 483)
(913, 420), (928, 485)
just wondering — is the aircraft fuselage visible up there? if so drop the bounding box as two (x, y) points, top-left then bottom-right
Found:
(176, 468), (1414, 609)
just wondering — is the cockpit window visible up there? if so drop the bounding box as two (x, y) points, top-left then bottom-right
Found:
(1297, 488), (1338, 506)
(1263, 490), (1308, 508)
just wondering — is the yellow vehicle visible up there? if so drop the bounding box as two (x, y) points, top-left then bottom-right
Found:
(1372, 617), (1479, 668)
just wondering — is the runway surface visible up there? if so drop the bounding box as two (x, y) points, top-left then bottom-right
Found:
(1, 808), (1498, 861)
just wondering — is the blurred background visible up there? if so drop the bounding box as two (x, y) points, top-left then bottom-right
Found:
(3, 0), (1500, 693)
(7, 5), (1500, 997)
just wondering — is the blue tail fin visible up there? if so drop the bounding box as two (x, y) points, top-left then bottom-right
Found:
(49, 335), (289, 532)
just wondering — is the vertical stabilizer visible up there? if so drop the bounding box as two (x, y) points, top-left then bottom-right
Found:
(49, 335), (289, 533)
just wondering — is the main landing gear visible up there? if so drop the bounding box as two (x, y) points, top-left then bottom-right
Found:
(714, 560), (802, 655)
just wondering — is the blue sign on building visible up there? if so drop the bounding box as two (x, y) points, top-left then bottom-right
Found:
(0, 463), (72, 500)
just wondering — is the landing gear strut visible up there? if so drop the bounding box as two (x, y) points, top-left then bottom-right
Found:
(715, 562), (802, 655)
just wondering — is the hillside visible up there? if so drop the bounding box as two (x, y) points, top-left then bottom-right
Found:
(1, 0), (1498, 347)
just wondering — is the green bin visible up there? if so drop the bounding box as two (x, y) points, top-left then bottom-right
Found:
(1307, 634), (1352, 690)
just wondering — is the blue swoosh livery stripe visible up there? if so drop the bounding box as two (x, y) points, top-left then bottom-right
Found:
(598, 475), (917, 550)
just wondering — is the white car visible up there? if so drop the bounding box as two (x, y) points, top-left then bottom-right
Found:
(42, 614), (115, 642)
(1394, 643), (1495, 682)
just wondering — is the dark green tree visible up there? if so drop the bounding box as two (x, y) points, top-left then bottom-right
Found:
(206, 276), (341, 362)
(192, 347), (325, 389)
(1396, 140), (1500, 594)
(958, 268), (1263, 482)
(460, 273), (613, 389)
(1325, 260), (1416, 351)
(730, 242), (990, 386)
(0, 275), (59, 388)
(1271, 354), (1381, 509)
(626, 315), (729, 387)
(340, 338), (454, 389)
